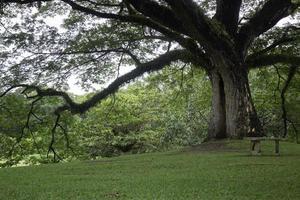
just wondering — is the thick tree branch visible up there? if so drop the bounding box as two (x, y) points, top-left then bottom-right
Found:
(250, 37), (299, 58)
(126, 0), (188, 36)
(246, 54), (300, 69)
(2, 0), (50, 3)
(1, 50), (205, 116)
(80, 0), (122, 8)
(163, 0), (237, 59)
(214, 0), (242, 36)
(3, 0), (202, 57)
(237, 0), (299, 53)
(71, 49), (202, 114)
(5, 0), (195, 53)
(163, 0), (218, 45)
(1, 84), (78, 110)
(61, 0), (201, 56)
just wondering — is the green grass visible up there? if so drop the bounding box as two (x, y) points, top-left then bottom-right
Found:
(0, 140), (300, 200)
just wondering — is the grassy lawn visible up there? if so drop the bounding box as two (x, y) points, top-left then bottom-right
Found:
(0, 140), (299, 200)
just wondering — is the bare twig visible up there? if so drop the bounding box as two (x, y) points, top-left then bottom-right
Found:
(7, 97), (43, 157)
(47, 114), (63, 162)
(280, 65), (297, 138)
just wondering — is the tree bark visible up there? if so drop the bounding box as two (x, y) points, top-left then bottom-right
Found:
(208, 53), (263, 139)
(208, 69), (227, 139)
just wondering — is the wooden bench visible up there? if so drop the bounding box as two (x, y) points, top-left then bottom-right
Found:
(245, 137), (284, 156)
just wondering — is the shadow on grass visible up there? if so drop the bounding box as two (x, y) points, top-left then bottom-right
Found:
(234, 153), (300, 157)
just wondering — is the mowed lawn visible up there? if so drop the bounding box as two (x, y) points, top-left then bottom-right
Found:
(0, 140), (299, 200)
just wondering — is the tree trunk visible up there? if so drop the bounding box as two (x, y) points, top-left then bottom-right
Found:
(208, 69), (227, 139)
(207, 54), (263, 139)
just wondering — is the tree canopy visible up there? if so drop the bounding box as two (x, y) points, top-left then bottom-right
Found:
(0, 0), (300, 159)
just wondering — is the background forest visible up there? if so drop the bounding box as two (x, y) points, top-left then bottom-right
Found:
(1, 65), (299, 167)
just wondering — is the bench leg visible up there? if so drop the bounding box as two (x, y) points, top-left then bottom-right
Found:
(257, 141), (261, 153)
(251, 141), (261, 155)
(251, 141), (255, 151)
(275, 140), (280, 156)
(250, 141), (254, 155)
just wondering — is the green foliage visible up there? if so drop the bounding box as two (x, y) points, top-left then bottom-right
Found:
(0, 0), (299, 166)
(0, 66), (212, 164)
(1, 64), (299, 166)
(38, 66), (208, 159)
(250, 67), (300, 139)
(0, 93), (76, 166)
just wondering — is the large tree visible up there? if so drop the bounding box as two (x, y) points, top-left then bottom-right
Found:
(1, 0), (300, 140)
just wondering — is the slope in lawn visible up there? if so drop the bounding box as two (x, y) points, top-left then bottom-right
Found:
(0, 140), (299, 200)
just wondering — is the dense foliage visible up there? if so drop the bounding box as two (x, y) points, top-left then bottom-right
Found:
(0, 0), (299, 143)
(0, 1), (299, 168)
(1, 66), (299, 166)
